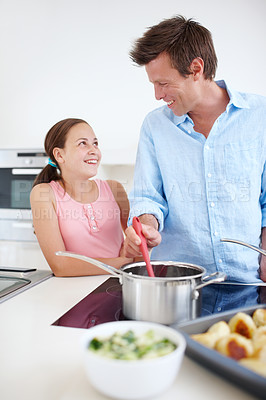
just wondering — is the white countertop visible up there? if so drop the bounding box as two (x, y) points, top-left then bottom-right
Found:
(0, 240), (260, 399)
(0, 266), (259, 400)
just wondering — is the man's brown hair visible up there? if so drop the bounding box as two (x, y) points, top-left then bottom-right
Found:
(130, 15), (217, 80)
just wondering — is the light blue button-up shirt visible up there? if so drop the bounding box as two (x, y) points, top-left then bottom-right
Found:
(129, 81), (266, 283)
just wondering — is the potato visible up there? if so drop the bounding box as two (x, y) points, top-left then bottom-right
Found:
(253, 308), (266, 327)
(215, 333), (253, 360)
(228, 312), (256, 339)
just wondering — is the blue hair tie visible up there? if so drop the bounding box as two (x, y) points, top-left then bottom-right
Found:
(48, 158), (57, 168)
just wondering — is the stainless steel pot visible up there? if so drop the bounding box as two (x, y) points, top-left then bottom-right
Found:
(118, 261), (226, 325)
(56, 251), (226, 325)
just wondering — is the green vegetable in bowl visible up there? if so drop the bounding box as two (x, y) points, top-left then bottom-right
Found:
(88, 329), (177, 360)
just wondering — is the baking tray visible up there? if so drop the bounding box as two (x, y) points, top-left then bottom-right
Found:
(175, 304), (266, 399)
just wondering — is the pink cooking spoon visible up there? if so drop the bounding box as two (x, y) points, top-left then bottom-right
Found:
(132, 217), (155, 277)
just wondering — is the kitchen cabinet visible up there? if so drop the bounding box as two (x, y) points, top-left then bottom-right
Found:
(0, 1), (265, 168)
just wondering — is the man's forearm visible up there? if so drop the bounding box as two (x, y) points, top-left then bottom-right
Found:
(138, 214), (159, 230)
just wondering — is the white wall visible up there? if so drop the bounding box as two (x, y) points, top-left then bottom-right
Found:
(0, 0), (265, 165)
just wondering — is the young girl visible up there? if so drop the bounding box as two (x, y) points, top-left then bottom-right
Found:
(30, 118), (133, 276)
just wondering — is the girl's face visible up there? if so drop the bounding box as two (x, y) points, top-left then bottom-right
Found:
(54, 123), (102, 179)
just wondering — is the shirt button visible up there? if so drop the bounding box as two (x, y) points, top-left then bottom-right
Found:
(205, 145), (210, 150)
(91, 216), (95, 220)
(187, 130), (191, 134)
(217, 307), (221, 312)
(218, 259), (222, 263)
(207, 173), (212, 178)
(214, 231), (218, 236)
(92, 226), (97, 230)
(88, 204), (92, 209)
(210, 202), (215, 207)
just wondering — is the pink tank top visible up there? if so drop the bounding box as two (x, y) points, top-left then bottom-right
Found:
(49, 179), (124, 258)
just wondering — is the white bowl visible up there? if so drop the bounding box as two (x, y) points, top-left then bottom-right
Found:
(81, 320), (186, 399)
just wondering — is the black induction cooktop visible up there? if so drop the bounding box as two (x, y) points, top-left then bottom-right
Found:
(52, 278), (266, 329)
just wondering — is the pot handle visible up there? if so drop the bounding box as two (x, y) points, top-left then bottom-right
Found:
(220, 238), (266, 257)
(55, 251), (121, 278)
(192, 271), (226, 300)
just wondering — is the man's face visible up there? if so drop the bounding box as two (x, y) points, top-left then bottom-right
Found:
(145, 52), (198, 116)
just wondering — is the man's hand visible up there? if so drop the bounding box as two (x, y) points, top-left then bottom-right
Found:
(121, 215), (162, 258)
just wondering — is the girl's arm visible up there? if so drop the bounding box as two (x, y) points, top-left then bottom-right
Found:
(30, 183), (132, 277)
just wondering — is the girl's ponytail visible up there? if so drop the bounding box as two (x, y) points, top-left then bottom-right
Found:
(32, 162), (61, 187)
(32, 118), (88, 188)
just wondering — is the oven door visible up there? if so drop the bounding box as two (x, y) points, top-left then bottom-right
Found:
(0, 168), (42, 209)
(0, 168), (42, 241)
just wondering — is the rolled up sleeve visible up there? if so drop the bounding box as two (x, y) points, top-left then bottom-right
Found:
(128, 118), (168, 231)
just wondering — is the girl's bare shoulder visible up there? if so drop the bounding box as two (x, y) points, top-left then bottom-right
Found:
(30, 182), (54, 203)
(106, 179), (126, 191)
(106, 179), (127, 197)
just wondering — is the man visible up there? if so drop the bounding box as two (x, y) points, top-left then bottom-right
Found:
(123, 15), (266, 283)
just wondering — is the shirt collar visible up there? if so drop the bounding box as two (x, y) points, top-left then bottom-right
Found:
(173, 79), (250, 126)
(173, 113), (188, 126)
(216, 80), (250, 110)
